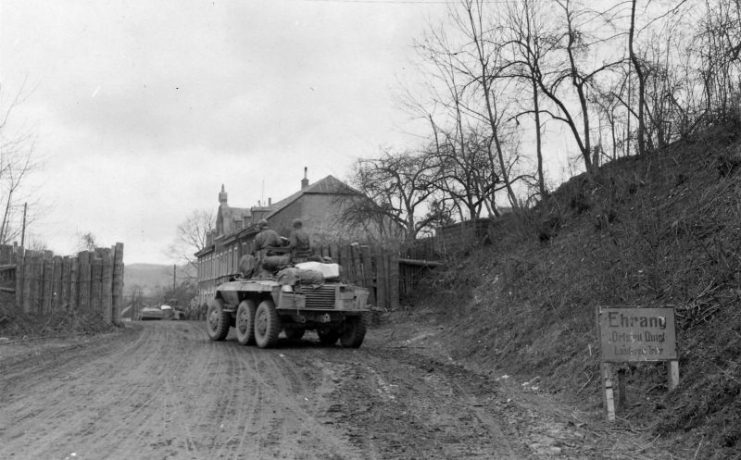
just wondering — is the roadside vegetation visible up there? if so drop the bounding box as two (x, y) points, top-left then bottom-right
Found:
(403, 120), (741, 458)
(340, 3), (741, 454)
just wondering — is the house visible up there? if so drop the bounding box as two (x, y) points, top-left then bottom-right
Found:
(194, 169), (371, 307)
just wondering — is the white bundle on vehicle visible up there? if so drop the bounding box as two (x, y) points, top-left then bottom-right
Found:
(277, 267), (325, 285)
(294, 261), (340, 280)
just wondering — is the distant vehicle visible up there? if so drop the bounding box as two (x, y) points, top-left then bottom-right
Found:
(138, 306), (165, 321)
(161, 304), (185, 320)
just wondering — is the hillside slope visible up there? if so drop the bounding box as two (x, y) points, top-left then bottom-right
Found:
(405, 123), (741, 459)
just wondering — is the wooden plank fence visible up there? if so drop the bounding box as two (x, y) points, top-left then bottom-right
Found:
(0, 243), (125, 324)
(313, 243), (400, 310)
(197, 242), (413, 310)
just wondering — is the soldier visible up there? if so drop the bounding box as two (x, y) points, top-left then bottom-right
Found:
(252, 219), (282, 255)
(289, 218), (312, 263)
(238, 253), (257, 278)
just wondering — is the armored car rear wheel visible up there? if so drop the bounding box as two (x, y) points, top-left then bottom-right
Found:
(254, 299), (281, 348)
(206, 298), (230, 341)
(235, 300), (257, 345)
(340, 314), (367, 348)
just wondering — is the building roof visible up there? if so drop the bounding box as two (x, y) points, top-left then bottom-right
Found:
(198, 175), (361, 258)
(216, 205), (251, 238)
(266, 175), (359, 219)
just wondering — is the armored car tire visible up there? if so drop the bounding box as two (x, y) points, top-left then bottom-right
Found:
(235, 300), (258, 345)
(340, 314), (367, 348)
(206, 298), (230, 341)
(254, 299), (281, 348)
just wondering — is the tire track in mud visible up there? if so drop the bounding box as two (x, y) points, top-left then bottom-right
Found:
(99, 322), (204, 458)
(310, 347), (534, 459)
(3, 321), (203, 459)
(1, 329), (142, 457)
(1, 322), (212, 458)
(207, 333), (366, 459)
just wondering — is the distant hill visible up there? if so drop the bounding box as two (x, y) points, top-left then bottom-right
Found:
(124, 263), (196, 298)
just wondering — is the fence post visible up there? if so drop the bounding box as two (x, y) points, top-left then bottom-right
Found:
(389, 247), (399, 309)
(329, 243), (339, 262)
(70, 257), (79, 312)
(33, 253), (44, 313)
(375, 246), (387, 309)
(78, 251), (91, 312)
(61, 257), (71, 310)
(101, 248), (113, 324)
(352, 244), (362, 286)
(361, 245), (376, 306)
(340, 245), (351, 282)
(42, 256), (53, 314)
(52, 256), (63, 313)
(15, 247), (24, 310)
(112, 243), (124, 325)
(91, 254), (103, 315)
(21, 252), (34, 313)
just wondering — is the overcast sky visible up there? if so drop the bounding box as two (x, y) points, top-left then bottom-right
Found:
(0, 0), (450, 264)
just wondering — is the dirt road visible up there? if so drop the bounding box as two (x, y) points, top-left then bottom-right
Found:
(0, 321), (673, 459)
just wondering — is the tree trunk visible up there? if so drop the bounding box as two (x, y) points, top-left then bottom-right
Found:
(629, 0), (647, 156)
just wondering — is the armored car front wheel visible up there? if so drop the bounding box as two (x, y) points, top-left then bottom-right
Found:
(206, 298), (230, 342)
(340, 314), (367, 348)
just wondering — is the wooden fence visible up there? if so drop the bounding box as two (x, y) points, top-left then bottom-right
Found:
(0, 243), (125, 324)
(313, 243), (400, 309)
(197, 242), (407, 310)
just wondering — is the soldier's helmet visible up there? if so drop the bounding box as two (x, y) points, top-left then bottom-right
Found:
(258, 218), (269, 228)
(292, 218), (302, 228)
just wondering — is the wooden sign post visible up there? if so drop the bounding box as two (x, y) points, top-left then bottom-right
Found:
(597, 307), (679, 421)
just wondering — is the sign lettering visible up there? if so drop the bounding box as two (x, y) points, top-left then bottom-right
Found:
(598, 307), (677, 362)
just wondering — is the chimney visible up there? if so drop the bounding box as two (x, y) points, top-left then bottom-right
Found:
(268, 197), (272, 206)
(218, 184), (228, 205)
(301, 167), (309, 190)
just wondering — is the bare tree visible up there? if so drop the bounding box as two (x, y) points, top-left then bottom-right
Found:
(409, 0), (525, 213)
(628, 0), (649, 156)
(77, 231), (97, 252)
(407, 33), (504, 219)
(428, 124), (502, 219)
(503, 0), (551, 196)
(455, 0), (520, 207)
(342, 150), (444, 242)
(696, 0), (741, 119)
(169, 209), (215, 267)
(0, 81), (39, 245)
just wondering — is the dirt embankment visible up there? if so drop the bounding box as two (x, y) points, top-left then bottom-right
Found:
(404, 123), (741, 459)
(1, 320), (683, 459)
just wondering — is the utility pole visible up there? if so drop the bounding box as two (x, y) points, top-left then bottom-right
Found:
(173, 264), (176, 291)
